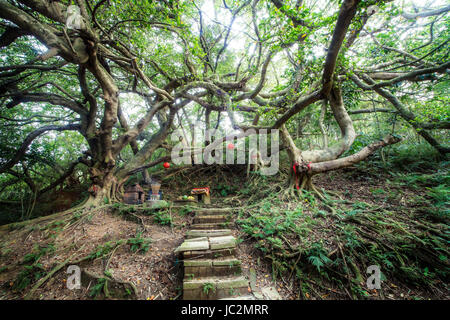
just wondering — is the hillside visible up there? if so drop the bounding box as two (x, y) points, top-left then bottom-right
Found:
(1, 152), (448, 300)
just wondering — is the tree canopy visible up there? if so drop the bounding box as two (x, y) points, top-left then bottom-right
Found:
(0, 0), (448, 208)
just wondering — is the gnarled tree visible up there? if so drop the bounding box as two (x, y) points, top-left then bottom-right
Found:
(0, 0), (448, 208)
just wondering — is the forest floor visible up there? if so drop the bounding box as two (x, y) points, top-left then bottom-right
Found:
(0, 158), (448, 300)
(0, 206), (189, 300)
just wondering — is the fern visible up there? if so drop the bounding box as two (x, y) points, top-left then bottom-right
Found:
(202, 282), (215, 295)
(307, 242), (332, 272)
(89, 278), (106, 297)
(127, 231), (151, 254)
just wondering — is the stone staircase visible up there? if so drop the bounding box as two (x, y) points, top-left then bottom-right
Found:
(175, 208), (255, 300)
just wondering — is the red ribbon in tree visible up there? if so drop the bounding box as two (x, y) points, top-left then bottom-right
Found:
(293, 162), (300, 190)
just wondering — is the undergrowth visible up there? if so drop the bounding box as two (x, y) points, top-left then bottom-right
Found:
(111, 203), (173, 226)
(127, 230), (151, 254)
(12, 244), (55, 292)
(235, 150), (449, 299)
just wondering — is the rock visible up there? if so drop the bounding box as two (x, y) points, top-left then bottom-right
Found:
(81, 269), (137, 299)
(261, 286), (282, 300)
(253, 291), (264, 300)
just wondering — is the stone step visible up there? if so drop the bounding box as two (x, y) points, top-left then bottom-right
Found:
(175, 239), (209, 253)
(184, 258), (242, 278)
(209, 235), (236, 250)
(190, 222), (233, 230)
(184, 257), (241, 266)
(196, 208), (234, 213)
(219, 295), (257, 300)
(193, 215), (229, 224)
(185, 237), (208, 242)
(183, 248), (235, 260)
(179, 207), (248, 301)
(175, 236), (236, 253)
(186, 229), (232, 239)
(183, 276), (249, 300)
(196, 210), (233, 216)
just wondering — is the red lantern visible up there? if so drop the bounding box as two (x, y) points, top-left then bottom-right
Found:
(163, 162), (170, 169)
(227, 143), (235, 150)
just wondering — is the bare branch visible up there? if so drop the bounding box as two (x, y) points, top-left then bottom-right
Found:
(402, 4), (450, 19)
(322, 0), (361, 93)
(310, 135), (401, 173)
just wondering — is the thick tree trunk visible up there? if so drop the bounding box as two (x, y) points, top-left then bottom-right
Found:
(86, 165), (117, 205)
(280, 88), (401, 198)
(280, 125), (310, 191)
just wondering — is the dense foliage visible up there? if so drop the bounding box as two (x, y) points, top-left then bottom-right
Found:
(0, 0), (448, 221)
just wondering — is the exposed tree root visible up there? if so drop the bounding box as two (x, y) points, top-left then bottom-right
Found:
(24, 244), (87, 300)
(23, 238), (134, 300)
(0, 196), (93, 235)
(234, 169), (450, 300)
(277, 173), (338, 214)
(82, 269), (137, 299)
